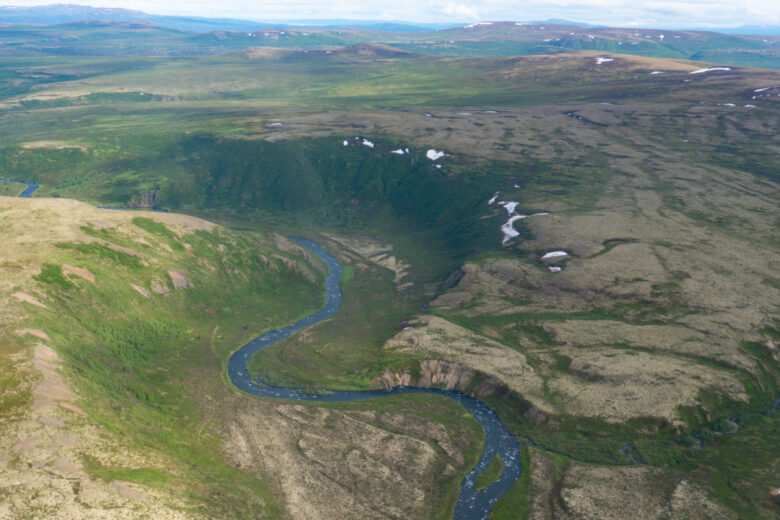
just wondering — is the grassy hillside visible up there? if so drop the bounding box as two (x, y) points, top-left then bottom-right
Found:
(0, 198), (483, 518)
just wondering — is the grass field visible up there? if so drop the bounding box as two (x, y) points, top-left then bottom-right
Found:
(0, 180), (24, 196)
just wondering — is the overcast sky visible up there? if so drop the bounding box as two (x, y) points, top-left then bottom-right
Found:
(7, 0), (780, 28)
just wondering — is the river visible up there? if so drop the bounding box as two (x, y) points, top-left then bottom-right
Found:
(5, 179), (519, 516)
(228, 237), (522, 520)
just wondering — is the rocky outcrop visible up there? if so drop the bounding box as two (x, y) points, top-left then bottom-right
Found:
(129, 189), (160, 209)
(167, 269), (193, 289)
(270, 254), (316, 282)
(373, 359), (505, 399)
(374, 359), (554, 428)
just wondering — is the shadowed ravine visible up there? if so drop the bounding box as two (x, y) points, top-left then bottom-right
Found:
(228, 237), (522, 519)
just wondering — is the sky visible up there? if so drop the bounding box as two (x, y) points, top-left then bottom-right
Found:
(6, 0), (780, 28)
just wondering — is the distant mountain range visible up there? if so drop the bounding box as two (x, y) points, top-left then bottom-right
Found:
(0, 5), (777, 70)
(2, 4), (779, 35)
(0, 4), (457, 32)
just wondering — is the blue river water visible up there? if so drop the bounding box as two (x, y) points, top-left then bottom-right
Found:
(228, 237), (522, 519)
(98, 206), (169, 212)
(0, 178), (38, 197)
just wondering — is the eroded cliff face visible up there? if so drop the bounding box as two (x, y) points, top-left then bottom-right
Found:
(374, 359), (504, 399)
(129, 188), (160, 208)
(373, 359), (562, 431)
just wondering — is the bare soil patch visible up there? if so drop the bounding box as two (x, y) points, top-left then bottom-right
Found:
(131, 283), (151, 298)
(168, 269), (194, 289)
(12, 292), (47, 308)
(61, 264), (95, 283)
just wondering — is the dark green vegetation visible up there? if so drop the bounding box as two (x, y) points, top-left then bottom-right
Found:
(1, 36), (778, 519)
(682, 411), (780, 518)
(475, 454), (504, 491)
(489, 446), (534, 519)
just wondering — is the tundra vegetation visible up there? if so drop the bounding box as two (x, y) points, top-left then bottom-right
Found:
(0, 32), (777, 520)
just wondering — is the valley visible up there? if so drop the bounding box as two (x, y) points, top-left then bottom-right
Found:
(0, 18), (778, 520)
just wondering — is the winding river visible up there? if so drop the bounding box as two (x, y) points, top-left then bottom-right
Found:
(16, 178), (779, 515)
(228, 238), (522, 520)
(5, 180), (521, 514)
(14, 178), (779, 515)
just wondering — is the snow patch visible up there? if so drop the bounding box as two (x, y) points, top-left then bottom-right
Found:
(690, 67), (731, 74)
(650, 71), (666, 74)
(500, 201), (518, 214)
(498, 211), (549, 245)
(745, 104), (756, 108)
(269, 122), (282, 126)
(541, 251), (568, 260)
(754, 87), (770, 92)
(390, 148), (407, 155)
(464, 22), (493, 29)
(426, 149), (446, 161)
(501, 216), (523, 245)
(343, 140), (349, 146)
(488, 192), (500, 205)
(548, 266), (562, 273)
(595, 57), (614, 65)
(362, 139), (374, 148)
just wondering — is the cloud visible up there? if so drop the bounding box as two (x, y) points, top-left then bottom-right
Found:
(440, 2), (480, 19)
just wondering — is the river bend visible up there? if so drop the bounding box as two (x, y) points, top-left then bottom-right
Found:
(5, 178), (522, 517)
(228, 237), (522, 520)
